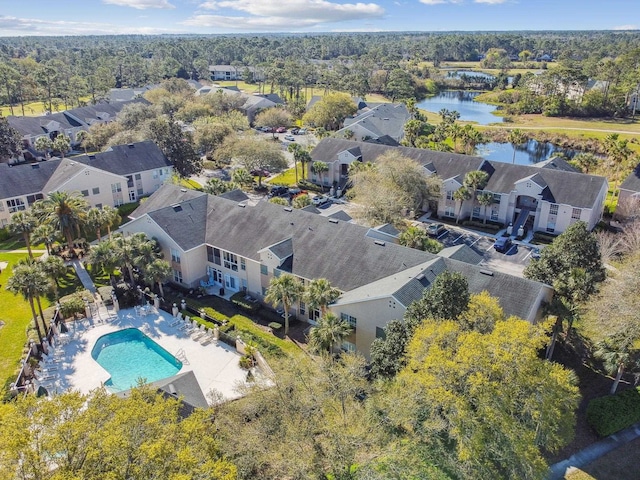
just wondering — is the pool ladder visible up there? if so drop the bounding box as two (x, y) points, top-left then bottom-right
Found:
(175, 348), (189, 365)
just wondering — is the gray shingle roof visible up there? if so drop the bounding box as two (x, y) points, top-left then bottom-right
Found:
(136, 184), (550, 319)
(620, 163), (640, 193)
(219, 189), (249, 203)
(312, 139), (607, 209)
(437, 244), (484, 265)
(43, 159), (91, 193)
(328, 210), (353, 222)
(0, 160), (61, 199)
(74, 140), (171, 176)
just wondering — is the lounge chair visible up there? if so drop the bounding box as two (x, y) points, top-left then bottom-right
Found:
(169, 315), (183, 327)
(185, 321), (199, 335)
(191, 325), (207, 341)
(200, 330), (216, 345)
(178, 317), (192, 331)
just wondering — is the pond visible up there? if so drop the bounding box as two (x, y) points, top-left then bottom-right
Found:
(476, 139), (580, 165)
(444, 70), (496, 81)
(416, 90), (503, 125)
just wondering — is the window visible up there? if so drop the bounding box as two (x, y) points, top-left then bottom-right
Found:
(526, 182), (532, 188)
(92, 187), (100, 195)
(472, 206), (481, 220)
(126, 175), (134, 188)
(137, 187), (144, 196)
(376, 327), (386, 339)
(163, 168), (171, 176)
(111, 183), (122, 193)
(95, 203), (102, 209)
(273, 269), (281, 278)
(0, 218), (7, 227)
(241, 258), (246, 271)
(6, 198), (26, 213)
(549, 204), (559, 216)
(299, 301), (306, 316)
(81, 190), (89, 197)
(26, 194), (43, 206)
(223, 251), (238, 271)
(135, 173), (141, 180)
(173, 269), (183, 283)
(261, 286), (267, 296)
(571, 208), (582, 220)
(207, 246), (214, 263)
(341, 341), (356, 353)
(546, 220), (556, 233)
(340, 313), (357, 328)
(213, 247), (221, 265)
(444, 206), (455, 218)
(446, 190), (453, 200)
(260, 265), (268, 275)
(491, 209), (499, 221)
(170, 249), (181, 264)
(493, 193), (502, 204)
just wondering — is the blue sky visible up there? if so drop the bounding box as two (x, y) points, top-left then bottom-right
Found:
(0, 0), (637, 36)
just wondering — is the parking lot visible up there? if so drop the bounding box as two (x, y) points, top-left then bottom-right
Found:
(420, 221), (539, 278)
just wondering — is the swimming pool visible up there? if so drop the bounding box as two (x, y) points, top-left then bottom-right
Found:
(91, 328), (182, 392)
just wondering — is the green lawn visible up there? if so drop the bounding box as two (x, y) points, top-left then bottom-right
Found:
(267, 164), (305, 186)
(0, 252), (52, 388)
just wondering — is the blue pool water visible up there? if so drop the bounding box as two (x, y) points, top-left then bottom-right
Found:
(91, 328), (182, 392)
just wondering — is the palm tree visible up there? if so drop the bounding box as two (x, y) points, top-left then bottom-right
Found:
(52, 134), (71, 159)
(101, 205), (121, 241)
(308, 312), (352, 355)
(463, 170), (489, 222)
(145, 259), (172, 298)
(604, 133), (635, 203)
(41, 255), (67, 300)
(311, 161), (329, 191)
(76, 130), (89, 154)
(461, 124), (484, 155)
(89, 239), (119, 286)
(595, 335), (637, 395)
(34, 191), (89, 247)
(265, 273), (304, 335)
(398, 226), (428, 250)
(453, 187), (471, 224)
(31, 224), (58, 256)
(9, 211), (37, 258)
(6, 261), (50, 344)
(508, 129), (528, 164)
(305, 278), (340, 317)
(34, 136), (52, 159)
(112, 233), (148, 285)
(477, 192), (494, 225)
(133, 237), (159, 273)
(86, 207), (106, 242)
(231, 168), (254, 188)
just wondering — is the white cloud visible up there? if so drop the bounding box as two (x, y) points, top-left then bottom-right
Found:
(0, 15), (178, 36)
(474, 0), (508, 4)
(187, 0), (384, 30)
(103, 0), (175, 9)
(419, 0), (447, 4)
(613, 24), (638, 31)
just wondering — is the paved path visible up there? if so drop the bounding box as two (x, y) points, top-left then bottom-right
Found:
(70, 259), (97, 294)
(0, 249), (48, 253)
(548, 422), (640, 479)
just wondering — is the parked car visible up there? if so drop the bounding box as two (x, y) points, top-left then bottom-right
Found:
(493, 237), (514, 253)
(250, 169), (270, 177)
(258, 126), (272, 133)
(287, 187), (308, 199)
(426, 223), (446, 237)
(276, 126), (287, 133)
(297, 128), (307, 135)
(312, 195), (330, 206)
(284, 134), (295, 141)
(268, 185), (288, 198)
(530, 247), (541, 259)
(290, 128), (299, 135)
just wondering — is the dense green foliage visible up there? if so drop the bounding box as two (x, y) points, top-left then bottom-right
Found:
(587, 387), (640, 436)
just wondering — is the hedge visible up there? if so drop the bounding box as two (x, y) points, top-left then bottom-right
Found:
(586, 387), (640, 437)
(461, 220), (502, 234)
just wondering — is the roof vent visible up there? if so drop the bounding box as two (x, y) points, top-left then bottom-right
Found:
(328, 218), (339, 224)
(168, 383), (177, 396)
(479, 269), (494, 276)
(180, 188), (187, 193)
(171, 204), (182, 212)
(416, 273), (425, 280)
(374, 240), (386, 246)
(127, 143), (135, 149)
(88, 155), (96, 160)
(283, 207), (292, 212)
(237, 203), (246, 208)
(31, 164), (40, 169)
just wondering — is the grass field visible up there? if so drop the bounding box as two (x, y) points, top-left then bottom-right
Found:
(1, 96), (93, 117)
(213, 81), (389, 104)
(0, 252), (52, 387)
(267, 164), (304, 186)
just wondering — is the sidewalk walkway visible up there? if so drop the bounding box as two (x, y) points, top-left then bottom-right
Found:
(548, 422), (640, 479)
(70, 259), (96, 294)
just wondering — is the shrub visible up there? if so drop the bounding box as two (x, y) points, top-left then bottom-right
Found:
(461, 220), (502, 233)
(59, 292), (90, 319)
(0, 227), (10, 242)
(586, 387), (640, 436)
(532, 232), (557, 244)
(97, 286), (114, 305)
(114, 282), (139, 309)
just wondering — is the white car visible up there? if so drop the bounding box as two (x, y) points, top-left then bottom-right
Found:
(312, 195), (330, 206)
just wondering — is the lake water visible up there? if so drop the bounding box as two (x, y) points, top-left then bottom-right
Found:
(476, 140), (578, 165)
(416, 90), (503, 125)
(444, 70), (495, 81)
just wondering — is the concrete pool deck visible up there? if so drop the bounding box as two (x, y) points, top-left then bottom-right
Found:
(37, 306), (251, 404)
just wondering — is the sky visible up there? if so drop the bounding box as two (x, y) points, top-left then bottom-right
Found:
(0, 0), (637, 36)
